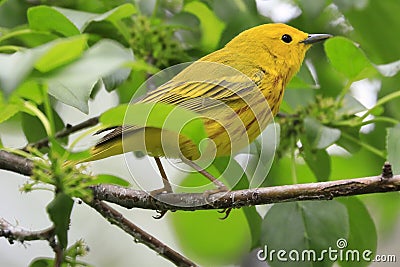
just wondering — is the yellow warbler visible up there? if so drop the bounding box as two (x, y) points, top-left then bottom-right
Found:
(81, 23), (331, 192)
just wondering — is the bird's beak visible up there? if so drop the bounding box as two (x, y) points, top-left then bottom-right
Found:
(301, 34), (333, 44)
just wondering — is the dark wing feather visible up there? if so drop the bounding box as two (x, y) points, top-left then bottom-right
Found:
(95, 69), (265, 147)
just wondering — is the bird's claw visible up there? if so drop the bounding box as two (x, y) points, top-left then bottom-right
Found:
(218, 208), (232, 220)
(153, 210), (168, 219)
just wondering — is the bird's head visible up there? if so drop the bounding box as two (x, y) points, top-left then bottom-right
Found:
(226, 23), (332, 76)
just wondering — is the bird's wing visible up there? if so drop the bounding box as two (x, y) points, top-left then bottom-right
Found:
(137, 70), (264, 113)
(95, 68), (265, 147)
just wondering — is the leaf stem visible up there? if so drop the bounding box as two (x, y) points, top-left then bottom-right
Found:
(151, 0), (160, 18)
(291, 137), (298, 184)
(341, 132), (385, 158)
(0, 45), (23, 52)
(23, 101), (52, 137)
(0, 29), (33, 43)
(41, 84), (55, 138)
(332, 116), (399, 128)
(358, 116), (400, 126)
(337, 79), (354, 107)
(360, 90), (400, 121)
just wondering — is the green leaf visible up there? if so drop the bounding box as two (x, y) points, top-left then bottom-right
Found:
(22, 112), (47, 144)
(0, 48), (41, 94)
(336, 127), (361, 154)
(304, 117), (341, 149)
(0, 0), (29, 28)
(101, 67), (132, 92)
(49, 139), (68, 158)
(65, 149), (92, 162)
(90, 174), (130, 186)
(341, 0), (400, 64)
(261, 201), (349, 267)
(28, 6), (81, 36)
(0, 36), (92, 95)
(337, 94), (366, 117)
(167, 12), (201, 47)
(213, 157), (262, 249)
(116, 68), (147, 104)
(302, 147), (331, 182)
(363, 192), (400, 235)
(34, 35), (88, 72)
(369, 106), (384, 116)
(386, 124), (400, 175)
(46, 39), (133, 113)
(324, 37), (376, 81)
(87, 3), (137, 41)
(28, 4), (136, 42)
(29, 258), (54, 267)
(100, 102), (207, 148)
(13, 80), (43, 104)
(21, 106), (65, 145)
(89, 3), (136, 23)
(64, 240), (90, 263)
(284, 88), (315, 110)
(287, 75), (317, 90)
(337, 197), (377, 267)
(183, 1), (225, 51)
(0, 103), (20, 123)
(0, 29), (56, 48)
(47, 193), (74, 249)
(244, 123), (280, 187)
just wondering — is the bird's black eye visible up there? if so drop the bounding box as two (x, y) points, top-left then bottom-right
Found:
(281, 34), (292, 43)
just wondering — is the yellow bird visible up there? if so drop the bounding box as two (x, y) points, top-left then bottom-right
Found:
(82, 23), (331, 193)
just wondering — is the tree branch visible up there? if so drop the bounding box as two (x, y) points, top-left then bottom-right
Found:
(88, 199), (197, 267)
(23, 116), (99, 150)
(90, 173), (400, 211)
(0, 150), (196, 266)
(0, 218), (64, 266)
(0, 150), (33, 176)
(0, 218), (54, 243)
(1, 150), (399, 211)
(1, 149), (399, 266)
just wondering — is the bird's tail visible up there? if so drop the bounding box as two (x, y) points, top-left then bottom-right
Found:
(64, 138), (123, 167)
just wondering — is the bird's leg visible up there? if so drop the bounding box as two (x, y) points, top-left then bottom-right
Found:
(150, 157), (173, 196)
(181, 156), (233, 219)
(180, 156), (229, 193)
(150, 157), (172, 219)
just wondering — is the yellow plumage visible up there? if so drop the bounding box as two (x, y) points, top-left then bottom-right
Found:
(85, 23), (331, 163)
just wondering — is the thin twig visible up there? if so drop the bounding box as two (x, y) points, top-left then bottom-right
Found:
(0, 150), (196, 266)
(49, 236), (63, 267)
(0, 218), (54, 243)
(88, 199), (197, 267)
(0, 218), (63, 266)
(23, 116), (99, 150)
(0, 150), (34, 176)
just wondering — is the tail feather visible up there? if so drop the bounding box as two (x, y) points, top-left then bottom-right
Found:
(85, 139), (124, 162)
(64, 139), (124, 167)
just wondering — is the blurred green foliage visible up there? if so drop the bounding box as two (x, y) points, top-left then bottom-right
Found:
(1, 0), (400, 266)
